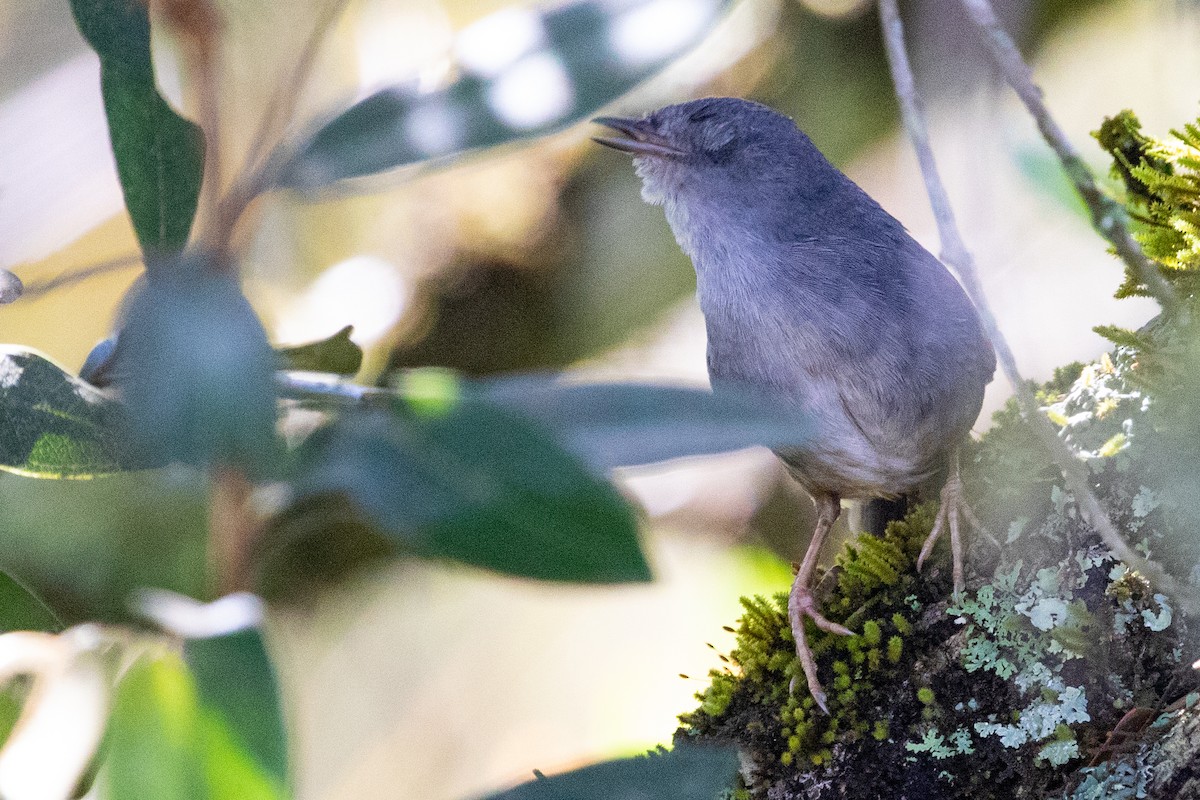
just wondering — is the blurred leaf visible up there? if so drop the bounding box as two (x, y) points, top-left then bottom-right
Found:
(485, 745), (738, 800)
(0, 470), (209, 624)
(276, 325), (363, 375)
(0, 270), (21, 304)
(106, 653), (283, 800)
(0, 685), (24, 751)
(185, 628), (288, 785)
(1013, 145), (1089, 222)
(255, 493), (395, 604)
(0, 571), (62, 633)
(293, 380), (647, 583)
(79, 336), (119, 387)
(0, 347), (147, 478)
(483, 379), (812, 472)
(112, 254), (279, 474)
(277, 0), (728, 188)
(106, 655), (208, 800)
(68, 0), (204, 253)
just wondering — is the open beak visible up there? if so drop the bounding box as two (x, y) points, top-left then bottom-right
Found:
(592, 116), (686, 158)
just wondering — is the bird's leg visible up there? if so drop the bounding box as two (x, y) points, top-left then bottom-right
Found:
(917, 451), (984, 596)
(788, 493), (853, 714)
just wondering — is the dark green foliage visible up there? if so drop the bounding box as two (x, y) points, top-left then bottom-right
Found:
(185, 628), (289, 785)
(291, 386), (649, 584)
(68, 0), (204, 254)
(276, 325), (363, 375)
(0, 570), (63, 633)
(0, 348), (147, 477)
(485, 745), (738, 800)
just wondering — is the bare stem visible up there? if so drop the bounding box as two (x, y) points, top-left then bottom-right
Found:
(877, 0), (1186, 606)
(209, 465), (259, 594)
(957, 0), (1181, 313)
(15, 253), (143, 301)
(198, 0), (348, 256)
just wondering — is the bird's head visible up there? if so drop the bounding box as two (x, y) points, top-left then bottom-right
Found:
(593, 97), (815, 210)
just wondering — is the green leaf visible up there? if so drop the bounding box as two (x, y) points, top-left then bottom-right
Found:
(105, 655), (209, 800)
(185, 628), (289, 785)
(292, 388), (648, 583)
(276, 326), (363, 375)
(0, 470), (210, 624)
(0, 347), (147, 478)
(112, 253), (279, 474)
(0, 570), (63, 633)
(485, 745), (738, 800)
(68, 0), (205, 253)
(105, 653), (284, 800)
(276, 0), (728, 188)
(483, 379), (812, 471)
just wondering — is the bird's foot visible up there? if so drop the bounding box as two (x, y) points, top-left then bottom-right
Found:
(788, 573), (853, 714)
(917, 471), (984, 597)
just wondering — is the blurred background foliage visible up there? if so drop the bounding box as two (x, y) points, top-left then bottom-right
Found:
(3, 0), (1200, 799)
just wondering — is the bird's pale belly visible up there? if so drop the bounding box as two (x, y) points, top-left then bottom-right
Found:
(710, 353), (946, 500)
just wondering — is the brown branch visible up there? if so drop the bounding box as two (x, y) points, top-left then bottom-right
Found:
(957, 0), (1181, 314)
(876, 0), (1187, 607)
(209, 465), (260, 594)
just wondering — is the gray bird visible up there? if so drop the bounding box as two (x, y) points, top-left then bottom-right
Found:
(593, 97), (995, 712)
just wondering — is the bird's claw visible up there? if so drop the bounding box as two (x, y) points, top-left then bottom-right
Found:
(917, 471), (984, 596)
(788, 580), (853, 715)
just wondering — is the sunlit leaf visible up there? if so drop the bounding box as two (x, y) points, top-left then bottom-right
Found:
(292, 379), (647, 583)
(483, 379), (812, 472)
(0, 469), (209, 624)
(68, 0), (205, 253)
(277, 325), (363, 375)
(0, 347), (146, 478)
(185, 628), (288, 785)
(105, 653), (283, 800)
(276, 0), (728, 188)
(112, 253), (279, 474)
(485, 745), (738, 800)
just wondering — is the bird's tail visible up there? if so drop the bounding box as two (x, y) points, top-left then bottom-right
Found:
(856, 496), (911, 537)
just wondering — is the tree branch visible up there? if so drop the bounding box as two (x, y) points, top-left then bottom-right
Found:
(957, 0), (1181, 313)
(876, 0), (1187, 606)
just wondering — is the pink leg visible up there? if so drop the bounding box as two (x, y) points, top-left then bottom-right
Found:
(917, 450), (983, 596)
(788, 493), (853, 713)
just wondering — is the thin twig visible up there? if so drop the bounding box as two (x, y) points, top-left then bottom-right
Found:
(958, 0), (1181, 313)
(240, 0), (350, 182)
(15, 253), (143, 300)
(199, 0), (349, 255)
(877, 0), (1186, 606)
